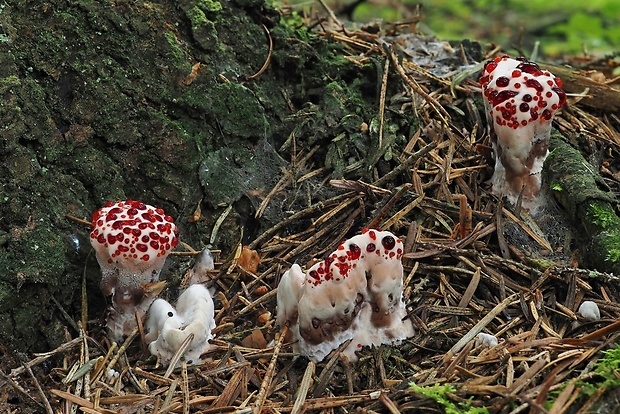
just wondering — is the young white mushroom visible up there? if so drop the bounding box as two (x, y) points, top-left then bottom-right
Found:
(578, 300), (601, 321)
(185, 248), (215, 285)
(89, 200), (179, 340)
(146, 284), (216, 366)
(479, 55), (566, 211)
(276, 228), (415, 362)
(475, 332), (498, 348)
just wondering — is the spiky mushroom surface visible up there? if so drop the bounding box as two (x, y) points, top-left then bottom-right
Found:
(479, 55), (566, 210)
(276, 228), (414, 362)
(89, 200), (179, 340)
(146, 284), (216, 367)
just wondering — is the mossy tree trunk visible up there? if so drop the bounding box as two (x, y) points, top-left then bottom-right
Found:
(544, 131), (620, 274)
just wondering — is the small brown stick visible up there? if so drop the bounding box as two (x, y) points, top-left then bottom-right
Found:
(458, 194), (473, 239)
(10, 337), (84, 377)
(247, 24), (273, 81)
(164, 333), (195, 379)
(253, 324), (288, 414)
(249, 193), (352, 249)
(66, 213), (91, 227)
(22, 362), (54, 414)
(373, 141), (438, 187)
(379, 393), (402, 414)
(444, 293), (518, 363)
(181, 362), (190, 414)
(237, 289), (277, 317)
(378, 57), (389, 148)
(366, 184), (411, 229)
(384, 42), (450, 125)
(105, 327), (139, 376)
(291, 361), (315, 414)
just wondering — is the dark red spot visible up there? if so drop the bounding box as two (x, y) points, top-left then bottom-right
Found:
(348, 243), (361, 260)
(141, 254), (150, 262)
(490, 90), (519, 107)
(150, 241), (159, 250)
(382, 235), (396, 250)
(516, 61), (542, 76)
(553, 86), (566, 107)
(496, 76), (510, 87)
(156, 208), (165, 215)
(142, 212), (156, 222)
(107, 234), (117, 245)
(519, 102), (529, 112)
(309, 270), (320, 280)
(483, 60), (498, 74)
(367, 243), (376, 253)
(525, 78), (543, 93)
(141, 235), (150, 243)
(136, 244), (148, 252)
(511, 70), (521, 78)
(117, 245), (129, 252)
(165, 215), (174, 223)
(523, 94), (532, 102)
(138, 222), (148, 230)
(123, 227), (131, 234)
(541, 109), (552, 120)
(132, 228), (141, 237)
(335, 262), (350, 277)
(127, 208), (138, 216)
(97, 234), (106, 244)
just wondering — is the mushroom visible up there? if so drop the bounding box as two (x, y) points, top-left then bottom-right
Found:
(475, 332), (498, 348)
(479, 55), (567, 211)
(185, 248), (215, 286)
(89, 200), (179, 340)
(578, 300), (601, 321)
(276, 229), (415, 362)
(146, 284), (216, 366)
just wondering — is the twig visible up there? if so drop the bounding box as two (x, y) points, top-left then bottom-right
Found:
(253, 325), (288, 414)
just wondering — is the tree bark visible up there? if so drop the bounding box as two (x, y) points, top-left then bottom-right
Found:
(544, 131), (620, 273)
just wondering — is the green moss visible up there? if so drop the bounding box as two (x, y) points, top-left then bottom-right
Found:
(186, 5), (208, 26)
(409, 382), (489, 414)
(586, 201), (620, 229)
(198, 0), (222, 13)
(163, 31), (191, 71)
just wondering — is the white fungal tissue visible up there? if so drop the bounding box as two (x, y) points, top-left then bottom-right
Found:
(276, 228), (415, 362)
(145, 284), (216, 366)
(475, 332), (499, 348)
(578, 300), (601, 321)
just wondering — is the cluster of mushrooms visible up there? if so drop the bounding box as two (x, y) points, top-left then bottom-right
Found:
(88, 55), (587, 367)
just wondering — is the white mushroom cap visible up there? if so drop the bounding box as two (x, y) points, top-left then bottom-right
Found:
(277, 229), (414, 362)
(578, 300), (601, 321)
(146, 284), (216, 366)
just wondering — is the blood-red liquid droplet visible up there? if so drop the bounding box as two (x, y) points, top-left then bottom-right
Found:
(496, 76), (510, 87)
(381, 235), (396, 250)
